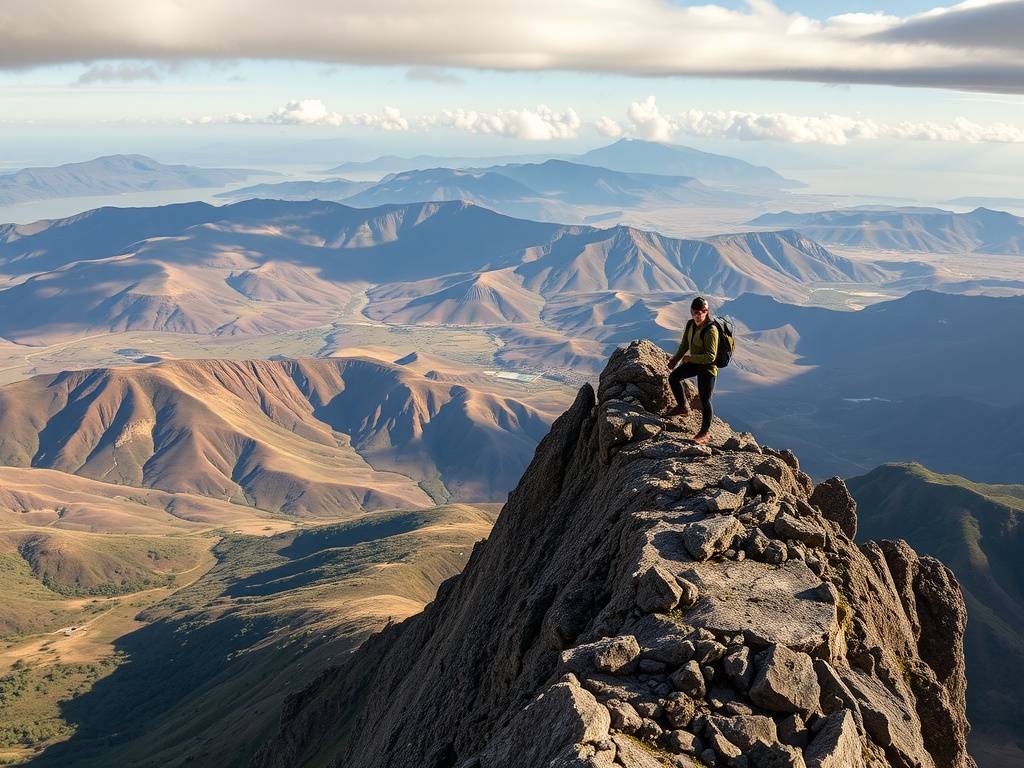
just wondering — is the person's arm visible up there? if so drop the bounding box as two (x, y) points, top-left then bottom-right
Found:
(687, 325), (719, 365)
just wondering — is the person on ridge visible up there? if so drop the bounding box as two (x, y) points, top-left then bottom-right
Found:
(666, 296), (718, 445)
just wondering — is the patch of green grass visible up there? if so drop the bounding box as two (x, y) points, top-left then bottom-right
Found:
(0, 656), (123, 754)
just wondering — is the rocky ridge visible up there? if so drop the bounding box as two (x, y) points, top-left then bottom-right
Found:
(254, 340), (973, 768)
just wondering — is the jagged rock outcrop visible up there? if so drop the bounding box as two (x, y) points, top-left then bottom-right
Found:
(254, 340), (974, 768)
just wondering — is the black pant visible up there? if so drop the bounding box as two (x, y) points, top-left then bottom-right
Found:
(669, 364), (715, 435)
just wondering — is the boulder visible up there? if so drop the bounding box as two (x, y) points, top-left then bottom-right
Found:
(671, 661), (707, 699)
(706, 488), (746, 513)
(708, 714), (778, 751)
(636, 565), (684, 613)
(611, 734), (668, 768)
(561, 635), (641, 676)
(722, 646), (753, 691)
(682, 516), (744, 561)
(747, 741), (807, 768)
(605, 699), (643, 734)
(809, 478), (857, 539)
(749, 645), (821, 716)
(598, 341), (674, 413)
(663, 692), (697, 728)
(774, 513), (826, 549)
(804, 710), (863, 768)
(479, 675), (611, 768)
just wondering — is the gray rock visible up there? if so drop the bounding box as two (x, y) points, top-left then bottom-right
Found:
(804, 710), (863, 768)
(722, 646), (753, 691)
(710, 733), (742, 760)
(706, 488), (746, 513)
(774, 513), (826, 549)
(662, 728), (700, 753)
(813, 660), (864, 733)
(638, 658), (666, 674)
(671, 661), (707, 699)
(809, 477), (857, 539)
(663, 692), (698, 728)
(680, 560), (841, 654)
(606, 699), (643, 734)
(777, 714), (809, 749)
(677, 577), (700, 607)
(745, 528), (771, 559)
(708, 714), (778, 751)
(638, 717), (664, 744)
(701, 748), (719, 766)
(763, 540), (788, 565)
(479, 675), (611, 768)
(749, 645), (821, 715)
(612, 734), (670, 768)
(561, 635), (641, 676)
(682, 516), (745, 561)
(636, 564), (684, 613)
(598, 341), (675, 413)
(747, 741), (807, 768)
(694, 639), (727, 664)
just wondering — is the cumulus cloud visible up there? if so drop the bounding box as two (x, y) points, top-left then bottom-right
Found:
(613, 97), (1024, 145)
(594, 116), (625, 138)
(190, 100), (409, 130)
(422, 106), (580, 140)
(4, 1), (1024, 94)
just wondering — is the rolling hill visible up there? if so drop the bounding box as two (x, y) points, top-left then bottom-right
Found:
(0, 356), (559, 513)
(848, 463), (1024, 768)
(0, 155), (263, 205)
(750, 206), (1024, 255)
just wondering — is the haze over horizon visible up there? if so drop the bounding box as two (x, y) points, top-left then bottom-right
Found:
(3, 1), (1024, 206)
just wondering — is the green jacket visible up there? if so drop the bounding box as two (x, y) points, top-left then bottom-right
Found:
(676, 320), (719, 376)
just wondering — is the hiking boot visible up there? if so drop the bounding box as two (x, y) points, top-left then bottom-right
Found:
(666, 403), (691, 418)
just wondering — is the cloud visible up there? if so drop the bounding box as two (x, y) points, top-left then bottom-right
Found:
(190, 100), (409, 130)
(406, 66), (464, 84)
(423, 106), (581, 140)
(870, 0), (1023, 51)
(615, 97), (1024, 145)
(76, 63), (167, 84)
(594, 116), (624, 138)
(4, 1), (1024, 94)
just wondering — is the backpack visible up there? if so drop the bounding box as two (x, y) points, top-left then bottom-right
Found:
(686, 316), (735, 369)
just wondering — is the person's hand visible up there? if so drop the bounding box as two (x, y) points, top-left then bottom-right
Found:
(681, 354), (691, 363)
(667, 353), (679, 368)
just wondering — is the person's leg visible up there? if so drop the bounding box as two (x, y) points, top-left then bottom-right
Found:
(695, 369), (716, 437)
(668, 364), (698, 412)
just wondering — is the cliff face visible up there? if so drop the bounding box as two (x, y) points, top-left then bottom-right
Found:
(255, 341), (973, 768)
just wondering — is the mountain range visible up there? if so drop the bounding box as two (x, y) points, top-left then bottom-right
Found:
(750, 206), (1024, 255)
(219, 159), (759, 223)
(0, 155), (264, 205)
(325, 139), (801, 189)
(850, 463), (1024, 768)
(717, 290), (1024, 481)
(0, 355), (559, 514)
(0, 199), (874, 344)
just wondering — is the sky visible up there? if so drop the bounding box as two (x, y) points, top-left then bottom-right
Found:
(1, 0), (1023, 192)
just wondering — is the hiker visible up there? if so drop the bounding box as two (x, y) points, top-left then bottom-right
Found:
(666, 296), (724, 445)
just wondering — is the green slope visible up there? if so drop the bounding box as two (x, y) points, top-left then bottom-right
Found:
(848, 463), (1024, 767)
(14, 504), (494, 768)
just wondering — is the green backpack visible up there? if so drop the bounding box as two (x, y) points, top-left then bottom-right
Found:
(688, 317), (734, 368)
